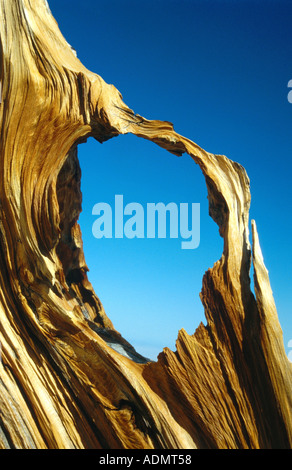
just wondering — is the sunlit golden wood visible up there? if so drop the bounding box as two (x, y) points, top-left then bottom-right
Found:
(0, 0), (291, 449)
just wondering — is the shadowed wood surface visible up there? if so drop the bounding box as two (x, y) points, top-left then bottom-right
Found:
(0, 0), (291, 449)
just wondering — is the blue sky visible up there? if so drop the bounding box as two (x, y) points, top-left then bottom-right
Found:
(48, 0), (292, 361)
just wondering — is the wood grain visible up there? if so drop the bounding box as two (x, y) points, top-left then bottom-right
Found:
(0, 0), (291, 449)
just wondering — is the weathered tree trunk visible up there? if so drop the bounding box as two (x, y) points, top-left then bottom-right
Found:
(0, 0), (291, 449)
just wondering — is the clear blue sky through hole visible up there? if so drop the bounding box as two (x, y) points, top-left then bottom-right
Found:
(78, 134), (223, 360)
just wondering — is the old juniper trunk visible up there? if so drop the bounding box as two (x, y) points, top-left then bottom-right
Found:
(0, 0), (291, 449)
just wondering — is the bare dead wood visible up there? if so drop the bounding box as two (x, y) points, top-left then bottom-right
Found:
(0, 0), (291, 449)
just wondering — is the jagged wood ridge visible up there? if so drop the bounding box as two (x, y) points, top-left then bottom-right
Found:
(0, 0), (291, 449)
